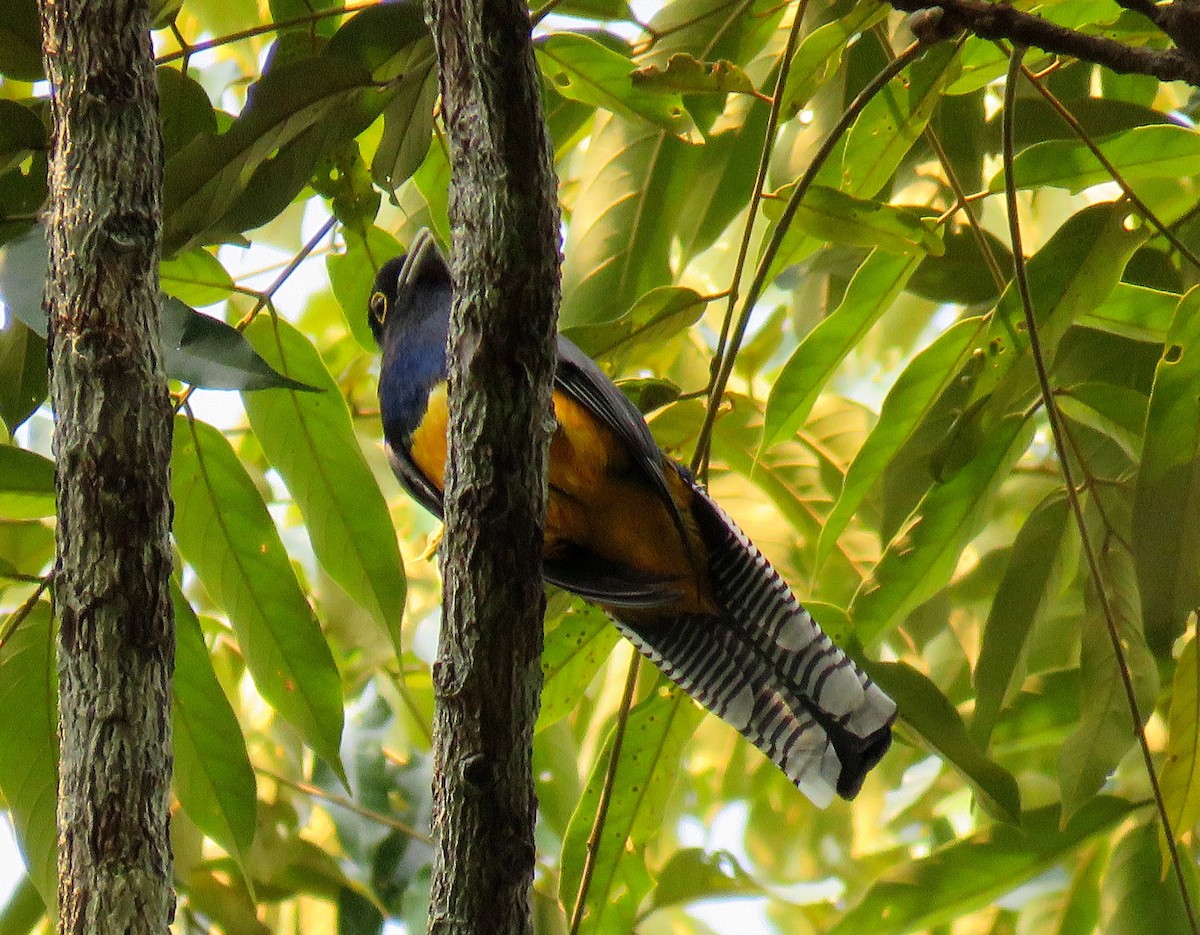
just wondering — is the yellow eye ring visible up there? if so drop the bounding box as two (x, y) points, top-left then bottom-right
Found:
(369, 291), (387, 322)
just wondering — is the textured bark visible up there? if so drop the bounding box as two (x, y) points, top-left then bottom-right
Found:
(423, 0), (561, 930)
(38, 2), (175, 933)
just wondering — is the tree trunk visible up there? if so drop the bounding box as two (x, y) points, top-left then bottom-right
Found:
(423, 0), (561, 931)
(38, 2), (175, 933)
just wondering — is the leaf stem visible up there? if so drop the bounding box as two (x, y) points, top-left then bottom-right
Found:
(1001, 46), (1199, 935)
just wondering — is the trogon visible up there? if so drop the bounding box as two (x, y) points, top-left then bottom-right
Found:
(369, 229), (895, 805)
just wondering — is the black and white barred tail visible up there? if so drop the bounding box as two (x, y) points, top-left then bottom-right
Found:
(613, 479), (896, 806)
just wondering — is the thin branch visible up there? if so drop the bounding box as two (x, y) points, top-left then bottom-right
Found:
(693, 0), (811, 477)
(0, 575), (51, 651)
(691, 37), (929, 468)
(156, 2), (381, 65)
(255, 767), (431, 844)
(568, 653), (640, 935)
(888, 0), (1200, 87)
(1006, 49), (1200, 275)
(1001, 47), (1199, 935)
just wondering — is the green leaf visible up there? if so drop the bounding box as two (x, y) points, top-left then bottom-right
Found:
(325, 2), (430, 82)
(763, 250), (922, 450)
(850, 415), (1034, 644)
(0, 601), (58, 909)
(171, 416), (345, 778)
(158, 66), (218, 159)
(1161, 634), (1200, 845)
(241, 317), (406, 655)
(764, 186), (944, 259)
(972, 493), (1074, 747)
(370, 61), (437, 196)
(161, 299), (320, 392)
(0, 316), (46, 431)
(1101, 822), (1198, 935)
(1059, 540), (1158, 821)
(537, 603), (619, 733)
(909, 226), (1011, 307)
(828, 797), (1137, 935)
(172, 586), (257, 873)
(779, 3), (888, 116)
(840, 42), (961, 199)
(1133, 287), (1200, 653)
(1056, 382), (1148, 463)
(559, 676), (704, 934)
(977, 202), (1151, 426)
(1018, 841), (1106, 935)
(817, 316), (983, 565)
(1078, 282), (1178, 343)
(0, 0), (43, 81)
(0, 874), (44, 935)
(535, 34), (700, 143)
(0, 445), (54, 520)
(0, 101), (45, 177)
(648, 848), (764, 912)
(161, 248), (235, 307)
(162, 56), (380, 255)
(630, 54), (757, 97)
(562, 286), (709, 362)
(994, 125), (1200, 195)
(559, 114), (687, 328)
(328, 225), (405, 351)
(863, 659), (1020, 824)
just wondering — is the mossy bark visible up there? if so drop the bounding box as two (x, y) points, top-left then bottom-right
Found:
(423, 0), (561, 931)
(38, 2), (175, 932)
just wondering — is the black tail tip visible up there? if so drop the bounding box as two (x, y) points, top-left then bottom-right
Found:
(835, 725), (894, 800)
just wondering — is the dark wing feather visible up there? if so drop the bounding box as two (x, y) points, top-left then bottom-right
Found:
(385, 442), (444, 520)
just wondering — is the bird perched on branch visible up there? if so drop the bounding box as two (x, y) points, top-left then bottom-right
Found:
(368, 230), (895, 805)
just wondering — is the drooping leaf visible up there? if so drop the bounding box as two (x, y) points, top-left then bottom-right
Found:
(851, 415), (1034, 644)
(779, 3), (888, 117)
(0, 601), (58, 909)
(1101, 822), (1198, 935)
(559, 675), (704, 934)
(817, 316), (983, 565)
(161, 247), (236, 307)
(562, 286), (709, 362)
(0, 316), (47, 431)
(973, 493), (1075, 747)
(241, 317), (406, 657)
(535, 33), (700, 143)
(325, 1), (431, 82)
(763, 250), (922, 450)
(161, 299), (320, 392)
(864, 659), (1021, 824)
(839, 42), (961, 199)
(1161, 634), (1200, 847)
(648, 848), (764, 913)
(158, 66), (218, 159)
(559, 114), (687, 328)
(994, 125), (1200, 195)
(170, 416), (345, 779)
(1059, 538), (1158, 821)
(0, 445), (54, 520)
(370, 60), (437, 196)
(1133, 287), (1200, 654)
(172, 586), (257, 873)
(1056, 382), (1148, 463)
(1078, 282), (1178, 343)
(828, 797), (1137, 935)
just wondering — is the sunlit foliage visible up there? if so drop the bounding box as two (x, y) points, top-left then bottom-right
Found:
(1, 0), (1200, 932)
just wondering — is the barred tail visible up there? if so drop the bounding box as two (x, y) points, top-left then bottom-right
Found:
(613, 482), (896, 807)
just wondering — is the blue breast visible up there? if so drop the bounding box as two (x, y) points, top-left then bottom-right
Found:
(378, 306), (449, 443)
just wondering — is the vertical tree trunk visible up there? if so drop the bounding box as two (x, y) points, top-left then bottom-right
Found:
(38, 2), (175, 933)
(423, 0), (561, 931)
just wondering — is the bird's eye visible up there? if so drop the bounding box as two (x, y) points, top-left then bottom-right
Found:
(369, 291), (387, 323)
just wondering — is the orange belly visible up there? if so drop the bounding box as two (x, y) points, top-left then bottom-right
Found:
(408, 384), (713, 613)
